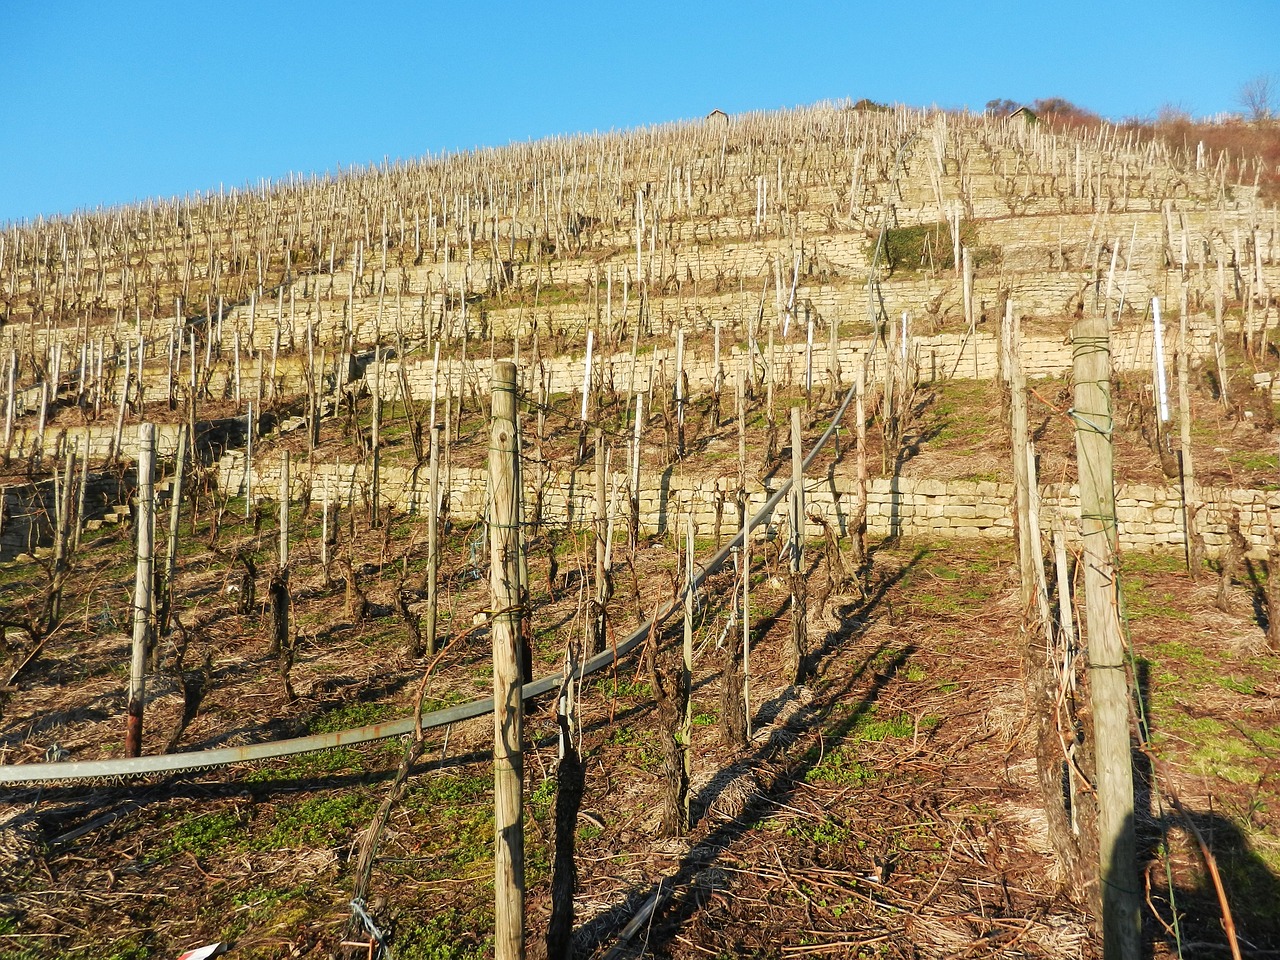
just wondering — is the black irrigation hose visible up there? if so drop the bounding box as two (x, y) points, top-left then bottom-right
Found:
(0, 343), (870, 788)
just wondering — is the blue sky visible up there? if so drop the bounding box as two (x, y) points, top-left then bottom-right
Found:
(2, 0), (1276, 225)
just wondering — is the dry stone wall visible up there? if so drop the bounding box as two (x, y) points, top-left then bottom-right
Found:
(369, 322), (1215, 407)
(213, 450), (1280, 561)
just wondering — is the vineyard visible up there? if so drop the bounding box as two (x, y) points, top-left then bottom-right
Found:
(1, 102), (1280, 959)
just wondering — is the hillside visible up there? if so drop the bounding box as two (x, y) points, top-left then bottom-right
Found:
(1, 102), (1279, 959)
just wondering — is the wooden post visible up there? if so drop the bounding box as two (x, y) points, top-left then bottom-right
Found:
(1009, 301), (1037, 625)
(674, 327), (686, 459)
(681, 510), (695, 824)
(1177, 293), (1198, 573)
(371, 345), (382, 527)
(741, 469), (752, 742)
(1071, 310), (1140, 960)
(111, 343), (130, 463)
(34, 381), (47, 465)
(489, 359), (525, 960)
(126, 422), (155, 758)
(320, 476), (330, 582)
(162, 423), (189, 633)
(279, 450), (290, 570)
(712, 319), (723, 427)
(962, 247), (974, 344)
(827, 313), (840, 400)
(737, 366), (751, 738)
(244, 400), (254, 519)
(425, 422), (441, 654)
(1214, 259), (1230, 407)
(630, 393), (643, 548)
(789, 407), (807, 684)
(853, 357), (868, 563)
(804, 310), (814, 402)
(595, 431), (607, 600)
(1052, 531), (1077, 673)
(48, 446), (77, 626)
(2, 349), (14, 452)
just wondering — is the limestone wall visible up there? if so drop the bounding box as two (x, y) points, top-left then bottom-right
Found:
(367, 321), (1215, 406)
(212, 450), (1280, 561)
(4, 417), (247, 463)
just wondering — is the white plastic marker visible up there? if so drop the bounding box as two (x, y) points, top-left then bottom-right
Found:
(1153, 297), (1169, 422)
(581, 329), (594, 422)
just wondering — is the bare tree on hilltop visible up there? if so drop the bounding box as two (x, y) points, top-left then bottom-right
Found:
(1239, 73), (1276, 123)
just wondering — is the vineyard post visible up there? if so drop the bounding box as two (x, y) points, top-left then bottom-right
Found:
(630, 393), (643, 549)
(951, 204), (962, 277)
(270, 318), (280, 403)
(233, 333), (242, 409)
(126, 422), (156, 758)
(675, 326), (686, 458)
(712, 319), (723, 428)
(579, 329), (594, 463)
(166, 314), (175, 410)
(1009, 300), (1035, 621)
(854, 356), (868, 563)
(804, 308), (814, 404)
(320, 476), (330, 583)
(48, 446), (77, 627)
(738, 371), (752, 739)
(189, 329), (198, 424)
(279, 450), (290, 570)
(426, 422), (441, 655)
(1214, 259), (1230, 407)
(682, 510), (695, 825)
(1072, 309), (1140, 960)
(789, 406), (807, 684)
(72, 435), (89, 553)
(1177, 287), (1198, 574)
(828, 313), (841, 401)
(962, 247), (974, 346)
(766, 327), (776, 423)
(591, 430), (607, 656)
(489, 359), (525, 960)
(2, 349), (13, 452)
(244, 400), (254, 520)
(1152, 297), (1170, 428)
(595, 430), (607, 594)
(371, 344), (382, 528)
(111, 343), (130, 463)
(161, 423), (189, 634)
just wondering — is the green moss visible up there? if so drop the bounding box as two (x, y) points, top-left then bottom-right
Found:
(876, 221), (996, 274)
(395, 908), (493, 960)
(1218, 675), (1257, 695)
(805, 748), (874, 786)
(409, 772), (490, 808)
(785, 815), (851, 845)
(307, 701), (397, 734)
(253, 792), (376, 850)
(161, 809), (244, 859)
(1229, 450), (1279, 473)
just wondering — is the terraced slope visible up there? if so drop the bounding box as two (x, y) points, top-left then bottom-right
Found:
(0, 103), (1278, 960)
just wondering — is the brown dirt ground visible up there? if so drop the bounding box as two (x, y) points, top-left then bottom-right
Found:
(1, 332), (1279, 959)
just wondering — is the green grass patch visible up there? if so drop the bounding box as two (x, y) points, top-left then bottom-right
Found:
(785, 815), (851, 846)
(1229, 450), (1279, 473)
(162, 809), (244, 859)
(805, 747), (875, 786)
(252, 792), (376, 850)
(395, 908), (494, 960)
(876, 221), (996, 275)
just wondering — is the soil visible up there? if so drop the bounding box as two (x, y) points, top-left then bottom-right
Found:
(1, 391), (1279, 959)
